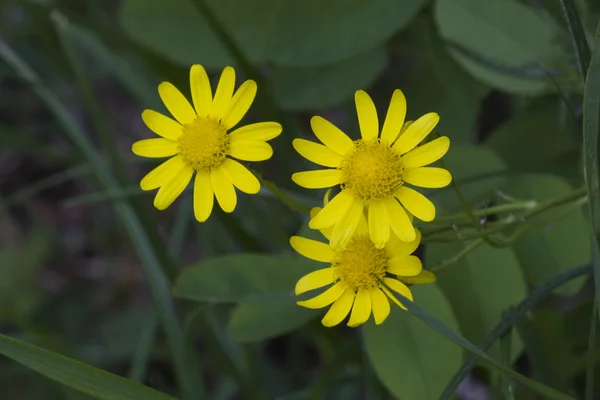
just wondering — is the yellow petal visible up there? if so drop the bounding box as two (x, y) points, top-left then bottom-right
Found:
(229, 122), (282, 142)
(355, 213), (369, 236)
(292, 169), (342, 189)
(392, 112), (440, 155)
(193, 170), (214, 222)
(221, 158), (260, 194)
(387, 255), (422, 276)
(380, 89), (407, 146)
(396, 187), (435, 222)
(400, 270), (436, 284)
(310, 116), (354, 155)
(158, 82), (196, 125)
(382, 278), (413, 310)
(355, 90), (379, 141)
(309, 190), (355, 230)
(347, 289), (372, 327)
(153, 165), (194, 210)
(387, 229), (421, 258)
(222, 80), (257, 129)
(382, 197), (416, 242)
(211, 167), (237, 213)
(401, 136), (450, 168)
(330, 197), (363, 250)
(293, 139), (343, 168)
(211, 66), (235, 121)
(132, 138), (178, 158)
(321, 288), (355, 327)
(368, 200), (389, 248)
(310, 206), (334, 240)
(289, 236), (334, 263)
(295, 267), (338, 295)
(141, 110), (183, 140)
(403, 167), (452, 188)
(140, 156), (186, 191)
(369, 288), (390, 325)
(297, 282), (345, 309)
(190, 64), (212, 118)
(228, 141), (273, 161)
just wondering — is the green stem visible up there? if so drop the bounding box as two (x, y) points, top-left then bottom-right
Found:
(250, 169), (311, 213)
(429, 239), (484, 272)
(432, 200), (537, 224)
(585, 300), (598, 400)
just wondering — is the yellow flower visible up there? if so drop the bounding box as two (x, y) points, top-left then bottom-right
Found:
(133, 65), (282, 221)
(291, 205), (435, 327)
(292, 89), (451, 248)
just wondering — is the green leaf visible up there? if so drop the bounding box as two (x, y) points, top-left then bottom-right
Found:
(505, 174), (590, 295)
(559, 0), (591, 81)
(434, 0), (567, 94)
(485, 97), (580, 179)
(120, 0), (424, 67)
(0, 334), (174, 400)
(270, 45), (387, 110)
(227, 302), (318, 342)
(364, 284), (462, 400)
(426, 242), (527, 360)
(174, 254), (319, 303)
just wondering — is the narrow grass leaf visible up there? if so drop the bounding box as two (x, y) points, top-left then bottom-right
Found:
(585, 300), (598, 400)
(559, 0), (592, 82)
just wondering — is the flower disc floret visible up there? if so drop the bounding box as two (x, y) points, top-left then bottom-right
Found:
(178, 118), (229, 171)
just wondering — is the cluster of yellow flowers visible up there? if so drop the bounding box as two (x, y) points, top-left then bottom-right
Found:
(132, 65), (452, 327)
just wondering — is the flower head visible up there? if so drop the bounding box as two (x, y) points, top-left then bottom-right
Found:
(292, 89), (451, 248)
(291, 205), (435, 327)
(133, 65), (282, 221)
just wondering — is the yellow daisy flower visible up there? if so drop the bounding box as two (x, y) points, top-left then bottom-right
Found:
(132, 65), (282, 221)
(292, 89), (451, 248)
(290, 203), (435, 327)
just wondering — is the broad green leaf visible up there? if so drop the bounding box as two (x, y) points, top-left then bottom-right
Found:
(227, 302), (318, 342)
(364, 284), (462, 400)
(270, 45), (387, 110)
(174, 254), (319, 303)
(426, 242), (527, 360)
(120, 0), (424, 68)
(0, 334), (174, 400)
(505, 175), (590, 295)
(486, 96), (580, 179)
(434, 0), (567, 94)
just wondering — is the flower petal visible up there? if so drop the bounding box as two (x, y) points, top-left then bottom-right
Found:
(211, 167), (237, 213)
(228, 141), (273, 161)
(347, 289), (372, 327)
(310, 116), (354, 155)
(295, 267), (338, 295)
(153, 165), (194, 210)
(355, 90), (379, 141)
(403, 167), (452, 188)
(396, 187), (435, 222)
(380, 89), (407, 146)
(140, 156), (186, 191)
(368, 200), (389, 249)
(401, 136), (450, 168)
(190, 64), (212, 118)
(222, 80), (257, 129)
(382, 197), (416, 242)
(392, 112), (440, 155)
(132, 138), (178, 158)
(309, 190), (355, 230)
(292, 169), (342, 189)
(330, 197), (363, 249)
(221, 158), (260, 194)
(370, 288), (390, 325)
(141, 110), (183, 140)
(382, 278), (413, 310)
(355, 213), (369, 236)
(297, 282), (344, 309)
(387, 255), (422, 277)
(193, 170), (214, 222)
(158, 82), (196, 125)
(387, 229), (421, 258)
(290, 236), (334, 263)
(229, 122), (282, 142)
(293, 139), (343, 168)
(322, 288), (355, 327)
(211, 66), (235, 121)
(400, 270), (436, 284)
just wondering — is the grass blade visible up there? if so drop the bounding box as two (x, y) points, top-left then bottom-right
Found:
(585, 300), (598, 400)
(559, 0), (592, 82)
(0, 333), (174, 400)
